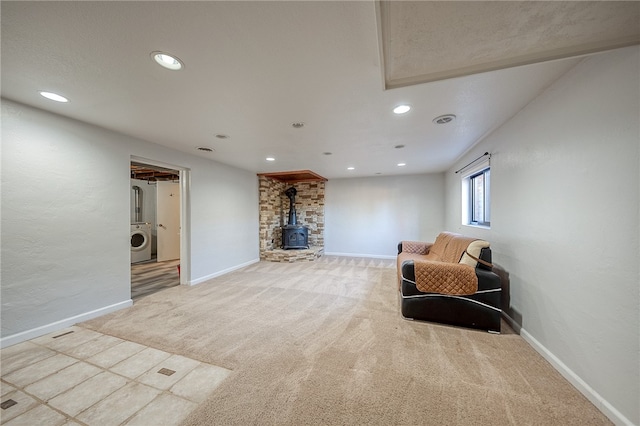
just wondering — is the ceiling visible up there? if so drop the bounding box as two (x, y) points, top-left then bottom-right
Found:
(2, 1), (638, 179)
(131, 162), (180, 182)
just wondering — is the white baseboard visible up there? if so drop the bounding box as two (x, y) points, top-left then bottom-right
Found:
(0, 300), (133, 349)
(189, 258), (260, 286)
(520, 328), (634, 426)
(324, 252), (396, 260)
(501, 311), (522, 334)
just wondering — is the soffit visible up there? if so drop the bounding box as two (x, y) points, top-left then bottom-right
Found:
(378, 1), (640, 88)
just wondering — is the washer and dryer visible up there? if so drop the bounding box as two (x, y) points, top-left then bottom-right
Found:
(131, 222), (152, 263)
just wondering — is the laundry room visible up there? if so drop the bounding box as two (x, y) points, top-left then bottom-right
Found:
(130, 162), (181, 299)
(130, 178), (157, 262)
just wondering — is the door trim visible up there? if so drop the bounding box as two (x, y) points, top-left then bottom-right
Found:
(131, 155), (191, 286)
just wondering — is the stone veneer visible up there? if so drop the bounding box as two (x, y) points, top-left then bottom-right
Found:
(258, 176), (325, 262)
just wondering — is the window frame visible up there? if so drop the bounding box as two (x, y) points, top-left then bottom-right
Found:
(461, 159), (491, 229)
(468, 167), (490, 227)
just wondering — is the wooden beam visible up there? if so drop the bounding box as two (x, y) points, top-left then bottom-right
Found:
(257, 170), (327, 183)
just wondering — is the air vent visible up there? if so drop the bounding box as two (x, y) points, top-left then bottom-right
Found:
(433, 114), (456, 124)
(197, 147), (214, 152)
(157, 368), (176, 376)
(291, 122), (305, 129)
(1, 399), (17, 410)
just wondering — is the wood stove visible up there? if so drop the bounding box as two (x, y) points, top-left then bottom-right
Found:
(282, 186), (309, 249)
(282, 225), (309, 249)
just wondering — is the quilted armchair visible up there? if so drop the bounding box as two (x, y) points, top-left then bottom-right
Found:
(397, 232), (502, 333)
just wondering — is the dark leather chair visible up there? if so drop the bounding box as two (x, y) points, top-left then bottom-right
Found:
(398, 242), (502, 333)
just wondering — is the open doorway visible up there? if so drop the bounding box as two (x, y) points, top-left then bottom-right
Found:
(130, 158), (190, 300)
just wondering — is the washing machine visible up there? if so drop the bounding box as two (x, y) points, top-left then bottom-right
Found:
(131, 222), (152, 263)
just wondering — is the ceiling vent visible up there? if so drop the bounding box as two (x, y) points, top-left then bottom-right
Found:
(433, 114), (456, 124)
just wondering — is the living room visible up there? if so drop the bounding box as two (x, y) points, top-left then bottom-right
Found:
(1, 2), (638, 425)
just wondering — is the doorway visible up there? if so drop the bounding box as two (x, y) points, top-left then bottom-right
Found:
(130, 157), (190, 300)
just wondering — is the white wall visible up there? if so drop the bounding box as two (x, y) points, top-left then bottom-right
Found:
(1, 100), (259, 345)
(325, 174), (444, 257)
(444, 46), (639, 425)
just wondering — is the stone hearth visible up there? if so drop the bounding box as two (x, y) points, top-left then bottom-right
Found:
(262, 246), (324, 263)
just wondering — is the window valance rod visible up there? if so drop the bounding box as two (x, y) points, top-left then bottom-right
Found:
(455, 152), (490, 174)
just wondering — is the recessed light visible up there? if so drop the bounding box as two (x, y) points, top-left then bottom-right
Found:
(394, 144), (405, 149)
(347, 167), (355, 170)
(433, 114), (456, 124)
(291, 122), (305, 129)
(397, 163), (406, 167)
(151, 51), (183, 70)
(266, 157), (275, 162)
(393, 105), (411, 114)
(39, 91), (68, 103)
(215, 134), (229, 139)
(197, 147), (214, 152)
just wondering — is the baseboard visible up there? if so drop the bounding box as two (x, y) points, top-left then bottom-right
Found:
(501, 311), (522, 334)
(0, 300), (133, 349)
(324, 252), (396, 260)
(520, 328), (634, 426)
(189, 258), (260, 286)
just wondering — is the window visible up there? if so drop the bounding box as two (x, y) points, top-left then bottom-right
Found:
(462, 165), (490, 227)
(469, 168), (490, 226)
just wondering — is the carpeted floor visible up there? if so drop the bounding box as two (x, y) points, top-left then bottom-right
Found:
(81, 256), (611, 425)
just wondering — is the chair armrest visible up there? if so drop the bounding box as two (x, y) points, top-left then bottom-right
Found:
(412, 260), (478, 295)
(475, 268), (501, 291)
(398, 241), (432, 255)
(401, 259), (416, 281)
(402, 259), (473, 281)
(402, 260), (502, 293)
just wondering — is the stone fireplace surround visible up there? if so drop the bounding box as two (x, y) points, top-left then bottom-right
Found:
(258, 171), (325, 262)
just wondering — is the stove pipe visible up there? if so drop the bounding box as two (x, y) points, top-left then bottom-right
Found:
(284, 187), (297, 225)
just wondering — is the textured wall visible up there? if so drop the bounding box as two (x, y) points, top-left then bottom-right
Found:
(325, 174), (445, 258)
(1, 100), (259, 345)
(444, 46), (639, 425)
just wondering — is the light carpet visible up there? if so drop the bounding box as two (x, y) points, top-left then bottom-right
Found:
(81, 256), (610, 425)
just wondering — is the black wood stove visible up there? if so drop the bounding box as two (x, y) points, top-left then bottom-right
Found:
(282, 187), (309, 249)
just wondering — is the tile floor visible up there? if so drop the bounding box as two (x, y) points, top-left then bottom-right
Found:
(1, 326), (231, 425)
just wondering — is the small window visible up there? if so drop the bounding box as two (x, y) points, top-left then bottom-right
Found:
(463, 167), (490, 227)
